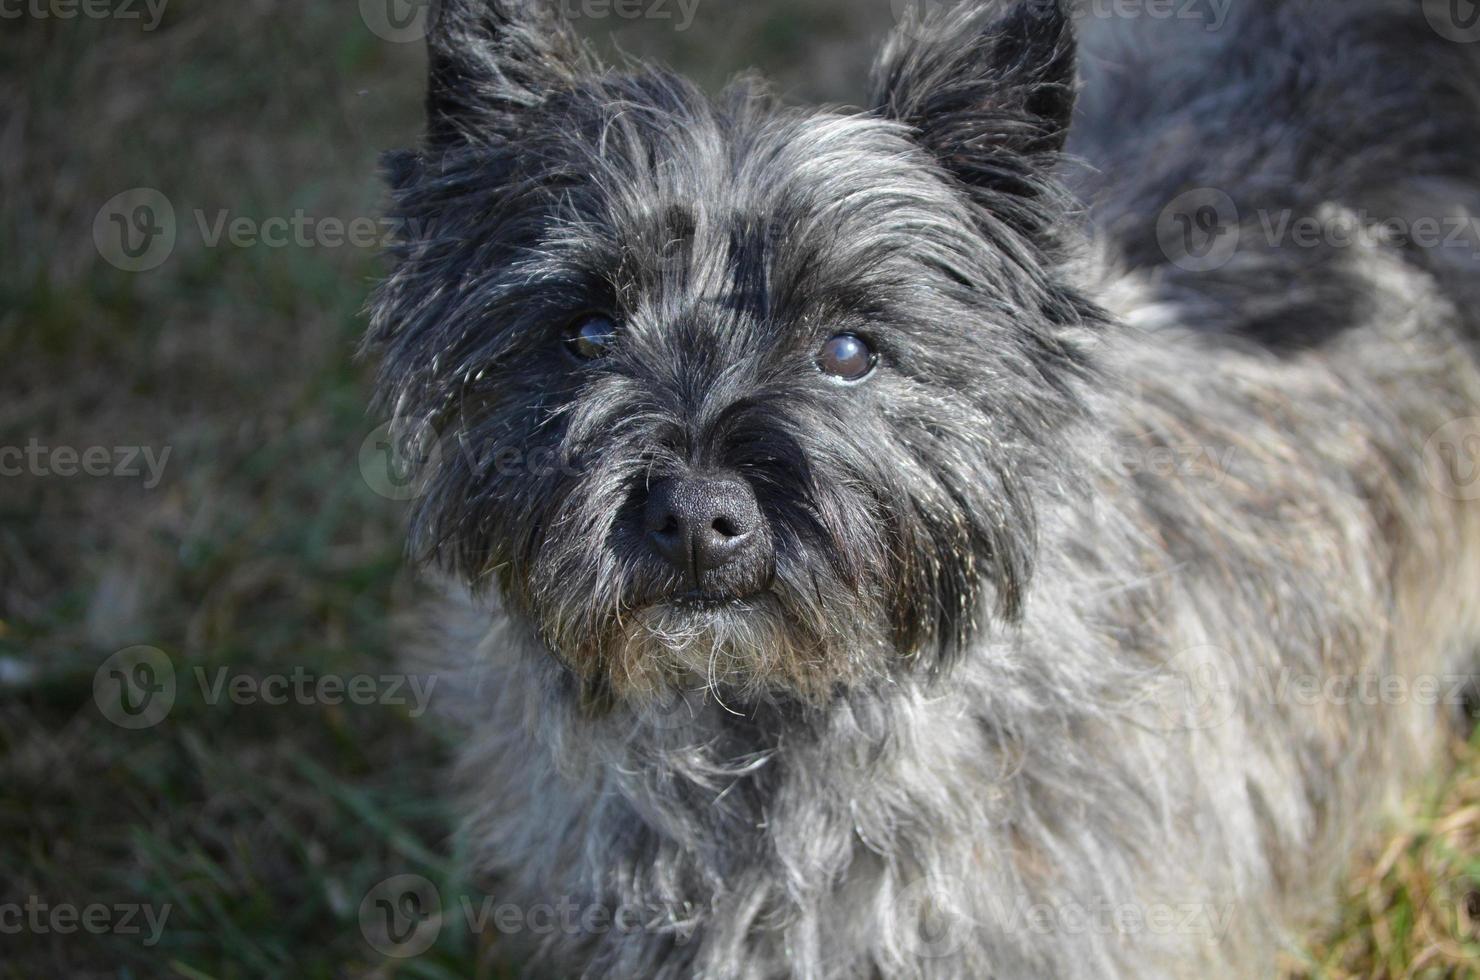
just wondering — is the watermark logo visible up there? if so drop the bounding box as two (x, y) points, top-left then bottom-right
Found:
(93, 646), (176, 730)
(1157, 188), (1240, 273)
(360, 418), (443, 502)
(94, 188), (176, 273)
(359, 0), (437, 43)
(1424, 418), (1480, 501)
(1421, 874), (1480, 958)
(1141, 644), (1237, 733)
(360, 874), (443, 958)
(896, 874), (972, 959)
(1426, 0), (1480, 43)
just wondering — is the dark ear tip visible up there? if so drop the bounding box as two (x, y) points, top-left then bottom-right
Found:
(995, 0), (1077, 64)
(871, 0), (1077, 221)
(419, 0), (593, 151)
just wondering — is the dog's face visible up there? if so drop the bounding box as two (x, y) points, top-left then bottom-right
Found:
(370, 0), (1098, 705)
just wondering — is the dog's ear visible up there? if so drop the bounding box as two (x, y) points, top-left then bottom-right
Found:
(420, 0), (592, 150)
(872, 0), (1076, 197)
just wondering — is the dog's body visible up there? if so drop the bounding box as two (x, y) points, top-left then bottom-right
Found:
(370, 1), (1480, 976)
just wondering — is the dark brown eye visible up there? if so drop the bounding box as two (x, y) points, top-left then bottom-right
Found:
(818, 333), (877, 381)
(564, 314), (618, 361)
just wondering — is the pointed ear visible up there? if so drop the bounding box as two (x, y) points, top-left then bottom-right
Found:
(872, 0), (1077, 193)
(422, 0), (593, 148)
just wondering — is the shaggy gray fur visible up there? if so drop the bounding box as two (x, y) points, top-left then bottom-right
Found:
(368, 0), (1480, 975)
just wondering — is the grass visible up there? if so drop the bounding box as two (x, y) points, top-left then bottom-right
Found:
(1288, 731), (1480, 979)
(0, 1), (1475, 976)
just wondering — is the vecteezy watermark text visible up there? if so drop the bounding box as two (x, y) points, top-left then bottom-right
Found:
(893, 0), (1232, 36)
(0, 0), (166, 30)
(553, 0), (700, 31)
(193, 209), (414, 251)
(1257, 208), (1480, 255)
(0, 440), (171, 489)
(1073, 0), (1232, 32)
(1254, 667), (1475, 709)
(357, 0), (700, 43)
(194, 666), (438, 718)
(1098, 443), (1238, 486)
(0, 898), (171, 947)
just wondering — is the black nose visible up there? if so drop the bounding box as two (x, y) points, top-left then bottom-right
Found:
(644, 475), (762, 583)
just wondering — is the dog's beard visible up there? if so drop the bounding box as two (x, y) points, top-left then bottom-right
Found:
(521, 539), (898, 705)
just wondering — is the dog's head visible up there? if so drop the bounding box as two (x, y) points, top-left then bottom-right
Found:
(368, 0), (1100, 706)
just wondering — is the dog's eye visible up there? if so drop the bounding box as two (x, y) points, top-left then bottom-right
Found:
(818, 334), (877, 382)
(564, 314), (618, 361)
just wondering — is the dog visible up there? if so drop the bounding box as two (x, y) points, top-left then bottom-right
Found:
(366, 0), (1480, 975)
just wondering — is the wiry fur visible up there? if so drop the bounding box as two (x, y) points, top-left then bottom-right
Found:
(367, 1), (1480, 976)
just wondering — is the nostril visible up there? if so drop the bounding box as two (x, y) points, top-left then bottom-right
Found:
(711, 516), (743, 538)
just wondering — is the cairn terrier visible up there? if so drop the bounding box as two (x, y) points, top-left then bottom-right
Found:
(367, 0), (1480, 975)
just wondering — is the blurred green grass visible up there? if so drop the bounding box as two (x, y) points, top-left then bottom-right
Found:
(0, 1), (1475, 976)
